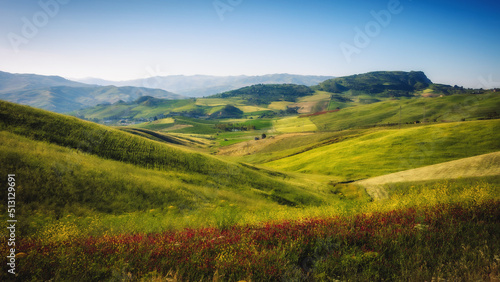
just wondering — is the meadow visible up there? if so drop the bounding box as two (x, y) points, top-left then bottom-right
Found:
(310, 92), (500, 131)
(0, 100), (334, 233)
(263, 120), (500, 180)
(2, 195), (498, 281)
(272, 116), (318, 133)
(1, 89), (499, 281)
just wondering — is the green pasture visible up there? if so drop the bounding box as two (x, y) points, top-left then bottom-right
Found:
(264, 120), (500, 180)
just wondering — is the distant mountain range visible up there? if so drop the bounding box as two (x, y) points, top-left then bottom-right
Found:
(0, 71), (334, 113)
(2, 70), (472, 116)
(73, 71), (466, 122)
(0, 71), (183, 113)
(75, 74), (335, 97)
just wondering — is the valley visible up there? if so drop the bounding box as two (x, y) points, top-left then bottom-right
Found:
(0, 70), (499, 281)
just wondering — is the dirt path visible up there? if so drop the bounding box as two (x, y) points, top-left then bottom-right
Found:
(357, 151), (500, 200)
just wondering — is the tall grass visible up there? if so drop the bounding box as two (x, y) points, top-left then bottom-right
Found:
(0, 130), (331, 238)
(366, 176), (500, 213)
(2, 200), (498, 281)
(0, 101), (338, 241)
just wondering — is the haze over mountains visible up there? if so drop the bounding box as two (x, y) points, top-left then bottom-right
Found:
(75, 74), (335, 98)
(72, 70), (499, 126)
(0, 70), (484, 118)
(0, 71), (334, 113)
(0, 71), (183, 113)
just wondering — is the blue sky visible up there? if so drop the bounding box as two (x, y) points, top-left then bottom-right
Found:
(1, 0), (499, 88)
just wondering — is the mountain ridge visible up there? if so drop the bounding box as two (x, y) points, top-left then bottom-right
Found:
(0, 71), (184, 113)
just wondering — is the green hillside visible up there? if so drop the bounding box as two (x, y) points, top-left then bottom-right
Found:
(317, 71), (432, 97)
(71, 84), (316, 122)
(311, 92), (500, 131)
(219, 92), (499, 164)
(211, 84), (314, 105)
(263, 120), (500, 180)
(69, 71), (497, 128)
(356, 152), (500, 200)
(0, 100), (339, 235)
(71, 96), (197, 121)
(119, 127), (210, 148)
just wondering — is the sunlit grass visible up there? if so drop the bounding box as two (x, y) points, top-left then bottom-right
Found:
(272, 116), (318, 133)
(237, 105), (269, 113)
(1, 99), (500, 281)
(310, 92), (500, 131)
(267, 101), (293, 110)
(4, 198), (498, 281)
(296, 90), (331, 102)
(265, 120), (500, 180)
(365, 176), (500, 213)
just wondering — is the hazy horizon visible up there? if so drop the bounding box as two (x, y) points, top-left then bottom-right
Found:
(1, 0), (500, 88)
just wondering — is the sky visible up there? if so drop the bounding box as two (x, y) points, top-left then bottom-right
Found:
(1, 0), (499, 88)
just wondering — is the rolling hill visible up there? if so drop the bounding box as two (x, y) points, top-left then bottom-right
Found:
(311, 91), (500, 131)
(317, 71), (432, 97)
(69, 70), (493, 124)
(262, 120), (500, 181)
(0, 71), (183, 113)
(356, 151), (500, 200)
(0, 70), (87, 91)
(210, 84), (315, 105)
(70, 84), (317, 122)
(0, 100), (333, 227)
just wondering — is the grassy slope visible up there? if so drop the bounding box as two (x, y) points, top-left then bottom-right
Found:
(218, 133), (315, 158)
(310, 92), (500, 131)
(119, 127), (211, 149)
(76, 95), (277, 121)
(74, 99), (197, 120)
(0, 130), (332, 235)
(263, 120), (500, 181)
(130, 117), (176, 131)
(0, 101), (333, 229)
(356, 151), (500, 200)
(221, 129), (367, 164)
(0, 130), (225, 215)
(216, 92), (499, 159)
(272, 116), (318, 133)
